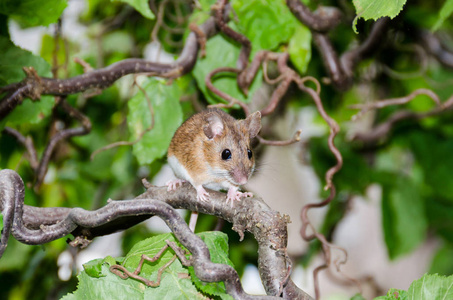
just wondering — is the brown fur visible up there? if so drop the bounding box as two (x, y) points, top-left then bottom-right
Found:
(168, 108), (261, 187)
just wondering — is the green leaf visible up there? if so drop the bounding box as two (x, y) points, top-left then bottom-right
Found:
(231, 0), (297, 55)
(143, 262), (208, 299)
(410, 133), (453, 202)
(381, 175), (427, 259)
(288, 24), (312, 74)
(432, 0), (453, 31)
(408, 274), (453, 299)
(374, 288), (407, 300)
(188, 232), (234, 299)
(429, 243), (453, 276)
(127, 78), (183, 165)
(350, 294), (366, 300)
(123, 233), (207, 299)
(372, 274), (453, 300)
(192, 34), (263, 104)
(426, 197), (453, 243)
(0, 0), (67, 27)
(65, 232), (235, 299)
(309, 136), (372, 194)
(111, 0), (155, 20)
(122, 233), (179, 274)
(61, 264), (145, 300)
(352, 0), (407, 33)
(0, 36), (54, 127)
(102, 31), (134, 55)
(83, 258), (106, 278)
(0, 238), (33, 272)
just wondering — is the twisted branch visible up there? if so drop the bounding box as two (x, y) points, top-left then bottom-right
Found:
(0, 15), (219, 120)
(0, 169), (312, 299)
(286, 0), (342, 32)
(351, 89), (453, 143)
(418, 29), (453, 69)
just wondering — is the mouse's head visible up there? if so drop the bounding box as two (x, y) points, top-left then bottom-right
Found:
(202, 109), (261, 186)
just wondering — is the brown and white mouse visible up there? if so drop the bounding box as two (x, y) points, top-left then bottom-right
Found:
(167, 108), (261, 206)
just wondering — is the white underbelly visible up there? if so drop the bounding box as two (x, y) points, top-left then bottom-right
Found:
(168, 155), (192, 183)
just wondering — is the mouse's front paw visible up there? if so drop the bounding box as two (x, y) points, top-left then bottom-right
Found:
(196, 185), (210, 202)
(226, 187), (253, 206)
(166, 179), (187, 191)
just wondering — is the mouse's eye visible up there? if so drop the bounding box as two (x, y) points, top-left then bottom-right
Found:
(247, 149), (252, 159)
(222, 149), (232, 160)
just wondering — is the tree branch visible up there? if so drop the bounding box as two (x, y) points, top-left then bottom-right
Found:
(0, 15), (218, 120)
(418, 29), (453, 69)
(286, 0), (342, 32)
(0, 169), (313, 299)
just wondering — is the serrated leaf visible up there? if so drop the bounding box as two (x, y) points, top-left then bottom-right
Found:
(192, 34), (263, 104)
(188, 232), (234, 299)
(408, 274), (453, 299)
(64, 232), (235, 299)
(144, 261), (208, 299)
(288, 24), (312, 74)
(377, 274), (453, 300)
(381, 175), (427, 259)
(122, 233), (180, 276)
(232, 0), (297, 55)
(127, 78), (183, 165)
(111, 0), (155, 20)
(0, 36), (54, 128)
(0, 0), (67, 27)
(104, 255), (118, 266)
(61, 264), (145, 300)
(122, 232), (212, 298)
(432, 0), (453, 31)
(352, 0), (407, 33)
(122, 233), (200, 298)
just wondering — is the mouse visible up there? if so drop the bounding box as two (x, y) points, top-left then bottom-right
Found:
(166, 108), (261, 206)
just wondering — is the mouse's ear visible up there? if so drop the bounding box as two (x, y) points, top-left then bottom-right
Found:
(203, 112), (224, 139)
(243, 111), (261, 138)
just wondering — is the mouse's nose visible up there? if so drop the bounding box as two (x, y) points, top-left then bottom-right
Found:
(231, 169), (248, 185)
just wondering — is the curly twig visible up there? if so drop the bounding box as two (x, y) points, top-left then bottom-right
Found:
(257, 130), (301, 146)
(3, 127), (39, 170)
(34, 99), (92, 189)
(205, 67), (251, 115)
(350, 88), (441, 118)
(312, 33), (352, 91)
(214, 0), (251, 71)
(90, 78), (155, 160)
(351, 91), (453, 143)
(110, 243), (179, 287)
(286, 0), (342, 32)
(289, 4), (389, 91)
(418, 29), (453, 69)
(340, 18), (390, 78)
